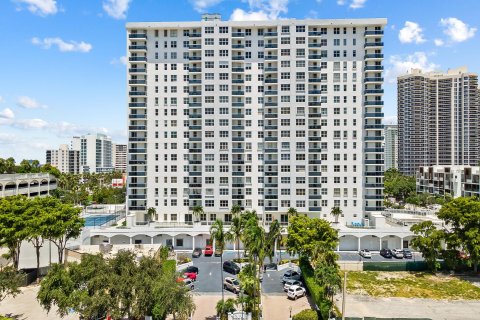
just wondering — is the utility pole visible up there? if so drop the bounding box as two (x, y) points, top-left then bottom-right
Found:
(342, 271), (347, 320)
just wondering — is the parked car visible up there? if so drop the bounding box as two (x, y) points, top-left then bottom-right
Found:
(264, 263), (278, 271)
(392, 249), (404, 259)
(184, 266), (199, 274)
(380, 248), (393, 258)
(359, 249), (372, 258)
(192, 248), (202, 258)
(182, 278), (195, 290)
(283, 279), (303, 291)
(223, 277), (241, 294)
(183, 272), (197, 281)
(204, 245), (214, 256)
(214, 248), (223, 257)
(282, 270), (301, 283)
(403, 249), (413, 259)
(223, 261), (241, 275)
(287, 285), (306, 300)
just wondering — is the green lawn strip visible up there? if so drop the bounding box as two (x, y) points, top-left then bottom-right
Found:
(346, 271), (480, 300)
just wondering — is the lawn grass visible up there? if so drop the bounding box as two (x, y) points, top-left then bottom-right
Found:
(347, 271), (480, 300)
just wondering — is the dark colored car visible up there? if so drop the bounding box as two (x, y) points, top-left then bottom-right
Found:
(223, 261), (241, 275)
(403, 249), (413, 259)
(264, 263), (278, 271)
(380, 248), (393, 258)
(192, 248), (202, 258)
(184, 266), (199, 274)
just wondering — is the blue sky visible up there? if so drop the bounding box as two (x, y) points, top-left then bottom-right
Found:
(0, 0), (479, 162)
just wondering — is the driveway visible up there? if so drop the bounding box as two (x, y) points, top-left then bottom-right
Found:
(189, 252), (239, 294)
(337, 251), (424, 262)
(337, 293), (480, 320)
(262, 294), (313, 320)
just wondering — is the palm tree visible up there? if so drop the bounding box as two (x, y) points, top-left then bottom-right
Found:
(287, 207), (298, 218)
(210, 219), (227, 312)
(266, 219), (281, 264)
(226, 215), (243, 262)
(230, 204), (242, 216)
(192, 205), (203, 222)
(330, 206), (342, 224)
(147, 207), (156, 225)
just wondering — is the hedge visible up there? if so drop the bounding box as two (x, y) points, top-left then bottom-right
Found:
(299, 257), (332, 320)
(293, 309), (319, 320)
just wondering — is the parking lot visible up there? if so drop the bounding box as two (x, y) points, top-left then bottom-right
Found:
(337, 251), (424, 262)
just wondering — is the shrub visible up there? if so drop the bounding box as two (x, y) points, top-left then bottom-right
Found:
(299, 257), (332, 320)
(293, 309), (319, 320)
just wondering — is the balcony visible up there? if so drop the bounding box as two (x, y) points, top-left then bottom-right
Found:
(232, 91), (245, 95)
(232, 125), (245, 130)
(309, 207), (321, 211)
(189, 137), (202, 141)
(129, 114), (146, 119)
(364, 159), (384, 164)
(308, 148), (322, 153)
(264, 159), (277, 164)
(364, 89), (384, 95)
(308, 54), (322, 59)
(309, 159), (321, 164)
(129, 102), (146, 107)
(189, 125), (202, 130)
(364, 124), (384, 129)
(265, 44), (278, 48)
(232, 56), (245, 60)
(264, 194), (278, 199)
(364, 136), (384, 141)
(232, 160), (244, 164)
(232, 113), (245, 118)
(308, 137), (321, 141)
(129, 79), (146, 85)
(265, 113), (278, 118)
(308, 31), (322, 36)
(308, 66), (322, 71)
(189, 68), (202, 73)
(364, 65), (384, 71)
(190, 32), (202, 37)
(189, 91), (202, 95)
(129, 33), (147, 39)
(264, 67), (278, 72)
(232, 67), (245, 72)
(308, 78), (322, 83)
(232, 79), (244, 84)
(365, 54), (384, 59)
(308, 101), (321, 106)
(232, 32), (245, 37)
(129, 148), (147, 153)
(265, 90), (278, 95)
(365, 183), (383, 188)
(189, 79), (202, 84)
(264, 136), (277, 141)
(130, 172), (147, 176)
(189, 102), (202, 107)
(264, 148), (278, 153)
(129, 45), (147, 50)
(129, 137), (146, 142)
(364, 77), (384, 83)
(364, 195), (384, 200)
(129, 125), (146, 130)
(364, 30), (384, 36)
(308, 125), (321, 129)
(308, 43), (322, 48)
(364, 42), (384, 48)
(232, 136), (245, 141)
(189, 114), (202, 118)
(265, 78), (278, 83)
(264, 32), (278, 37)
(364, 147), (384, 153)
(189, 44), (202, 49)
(129, 56), (146, 62)
(232, 102), (245, 107)
(189, 149), (202, 153)
(264, 102), (278, 106)
(265, 55), (278, 60)
(309, 172), (322, 176)
(129, 68), (146, 73)
(364, 101), (384, 106)
(265, 125), (277, 130)
(364, 112), (384, 118)
(308, 90), (322, 94)
(129, 91), (146, 96)
(232, 148), (245, 153)
(188, 56), (202, 61)
(365, 171), (385, 176)
(232, 44), (245, 49)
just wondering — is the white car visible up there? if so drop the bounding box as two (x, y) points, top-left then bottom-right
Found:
(359, 249), (372, 258)
(392, 248), (404, 259)
(287, 285), (306, 300)
(284, 279), (303, 291)
(282, 270), (301, 283)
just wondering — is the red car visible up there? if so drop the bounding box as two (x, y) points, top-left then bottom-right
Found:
(204, 245), (214, 256)
(184, 272), (197, 281)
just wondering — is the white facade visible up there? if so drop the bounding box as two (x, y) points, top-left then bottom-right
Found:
(112, 143), (127, 172)
(80, 133), (114, 173)
(127, 17), (386, 225)
(45, 144), (80, 174)
(384, 124), (398, 171)
(0, 173), (57, 198)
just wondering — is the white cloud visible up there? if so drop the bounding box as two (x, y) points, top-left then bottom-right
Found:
(434, 38), (444, 46)
(350, 0), (366, 9)
(385, 52), (439, 84)
(13, 118), (49, 129)
(102, 0), (131, 19)
(440, 17), (476, 42)
(15, 0), (58, 16)
(0, 108), (15, 119)
(32, 37), (92, 53)
(398, 21), (425, 44)
(110, 56), (127, 65)
(190, 0), (223, 12)
(230, 0), (288, 21)
(17, 96), (47, 109)
(383, 116), (398, 125)
(337, 0), (366, 9)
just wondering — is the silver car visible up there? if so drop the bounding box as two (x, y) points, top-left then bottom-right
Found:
(281, 270), (301, 283)
(283, 279), (303, 291)
(223, 277), (241, 294)
(392, 248), (404, 259)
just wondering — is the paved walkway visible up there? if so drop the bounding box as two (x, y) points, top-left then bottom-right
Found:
(0, 285), (77, 320)
(337, 293), (480, 320)
(262, 294), (313, 320)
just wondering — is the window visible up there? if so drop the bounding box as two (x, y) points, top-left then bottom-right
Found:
(219, 38), (229, 45)
(205, 38), (214, 45)
(296, 25), (305, 32)
(219, 26), (228, 33)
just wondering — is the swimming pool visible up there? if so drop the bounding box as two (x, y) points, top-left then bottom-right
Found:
(84, 214), (118, 227)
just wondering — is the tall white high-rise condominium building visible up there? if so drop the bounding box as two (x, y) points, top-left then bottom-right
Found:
(398, 67), (479, 176)
(80, 133), (114, 173)
(126, 15), (386, 225)
(384, 124), (398, 171)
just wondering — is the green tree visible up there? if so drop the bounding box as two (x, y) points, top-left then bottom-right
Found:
(210, 219), (227, 310)
(437, 197), (480, 272)
(410, 221), (444, 272)
(227, 215), (243, 262)
(287, 207), (298, 217)
(0, 266), (24, 302)
(0, 196), (29, 269)
(314, 262), (341, 304)
(5, 157), (16, 174)
(330, 206), (342, 224)
(384, 168), (416, 202)
(266, 219), (281, 264)
(216, 298), (236, 320)
(230, 204), (242, 216)
(287, 215), (339, 260)
(147, 207), (156, 225)
(192, 205), (203, 222)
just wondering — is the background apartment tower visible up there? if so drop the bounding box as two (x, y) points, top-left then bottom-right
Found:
(384, 124), (398, 171)
(112, 143), (127, 172)
(80, 133), (114, 173)
(398, 67), (479, 176)
(45, 144), (80, 174)
(126, 16), (386, 225)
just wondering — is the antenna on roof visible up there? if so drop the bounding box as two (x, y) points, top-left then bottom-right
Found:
(201, 13), (221, 21)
